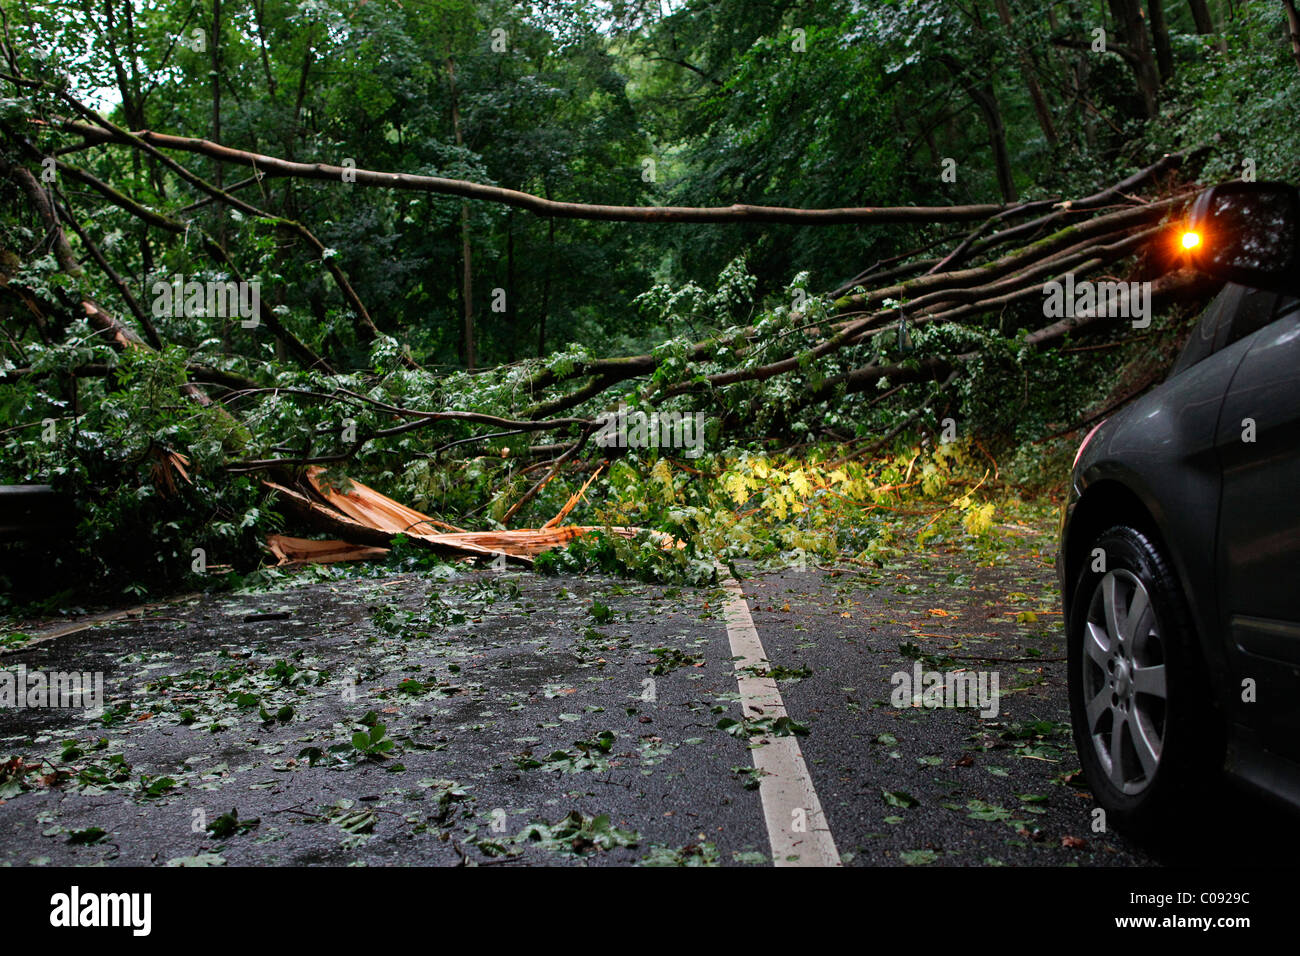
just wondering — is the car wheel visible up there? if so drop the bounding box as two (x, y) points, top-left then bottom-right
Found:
(1067, 525), (1223, 835)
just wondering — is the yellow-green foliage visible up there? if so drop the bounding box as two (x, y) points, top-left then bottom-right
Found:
(583, 438), (1006, 568)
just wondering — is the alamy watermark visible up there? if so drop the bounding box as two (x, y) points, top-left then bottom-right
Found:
(151, 274), (260, 328)
(891, 661), (1000, 718)
(50, 886), (151, 936)
(1043, 273), (1151, 329)
(0, 665), (103, 712)
(593, 408), (705, 458)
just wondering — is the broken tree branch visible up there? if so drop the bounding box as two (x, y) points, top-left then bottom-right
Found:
(58, 118), (1028, 225)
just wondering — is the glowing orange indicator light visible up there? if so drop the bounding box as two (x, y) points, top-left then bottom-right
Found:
(1181, 231), (1202, 250)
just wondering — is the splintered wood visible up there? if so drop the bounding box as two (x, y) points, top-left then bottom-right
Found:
(265, 466), (643, 567)
(265, 535), (389, 567)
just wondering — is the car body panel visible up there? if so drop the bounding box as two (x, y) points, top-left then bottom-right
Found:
(1061, 323), (1255, 684)
(1214, 302), (1300, 758)
(1057, 285), (1300, 810)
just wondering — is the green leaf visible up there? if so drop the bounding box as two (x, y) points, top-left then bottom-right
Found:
(882, 789), (919, 809)
(899, 849), (938, 865)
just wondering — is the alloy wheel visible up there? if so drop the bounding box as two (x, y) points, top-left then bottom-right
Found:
(1081, 569), (1169, 795)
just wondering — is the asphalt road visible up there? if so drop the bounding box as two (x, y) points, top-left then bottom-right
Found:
(2, 520), (1297, 867)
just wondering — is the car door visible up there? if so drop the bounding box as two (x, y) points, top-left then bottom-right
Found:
(1215, 292), (1300, 756)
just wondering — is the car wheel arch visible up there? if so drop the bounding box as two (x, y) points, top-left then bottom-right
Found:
(1064, 480), (1166, 610)
(1065, 477), (1229, 704)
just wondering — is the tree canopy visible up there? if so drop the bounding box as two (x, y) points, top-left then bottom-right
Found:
(2, 0), (1297, 600)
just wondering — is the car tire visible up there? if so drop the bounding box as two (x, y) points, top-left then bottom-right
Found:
(1067, 524), (1224, 836)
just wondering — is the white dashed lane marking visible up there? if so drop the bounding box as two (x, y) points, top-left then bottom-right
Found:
(717, 566), (841, 867)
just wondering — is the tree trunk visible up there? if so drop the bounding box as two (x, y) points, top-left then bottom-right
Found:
(1283, 0), (1300, 71)
(941, 55), (1018, 202)
(210, 0), (223, 248)
(1108, 0), (1161, 117)
(252, 0), (278, 99)
(1188, 0), (1215, 33)
(974, 84), (1018, 202)
(506, 210), (517, 363)
(1148, 0), (1175, 82)
(446, 56), (476, 371)
(539, 184), (554, 358)
(1188, 0), (1228, 52)
(101, 1), (156, 322)
(993, 0), (1059, 146)
(63, 120), (1012, 225)
(7, 162), (81, 276)
(459, 205), (475, 369)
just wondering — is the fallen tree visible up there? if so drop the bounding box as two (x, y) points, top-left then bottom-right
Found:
(0, 74), (1220, 569)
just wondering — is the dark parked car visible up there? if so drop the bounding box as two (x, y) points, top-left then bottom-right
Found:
(1057, 181), (1300, 834)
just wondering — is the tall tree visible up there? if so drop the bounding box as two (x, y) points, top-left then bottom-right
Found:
(446, 54), (476, 371)
(1148, 0), (1176, 82)
(1188, 0), (1229, 51)
(1283, 0), (1300, 71)
(993, 0), (1059, 147)
(1108, 0), (1162, 117)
